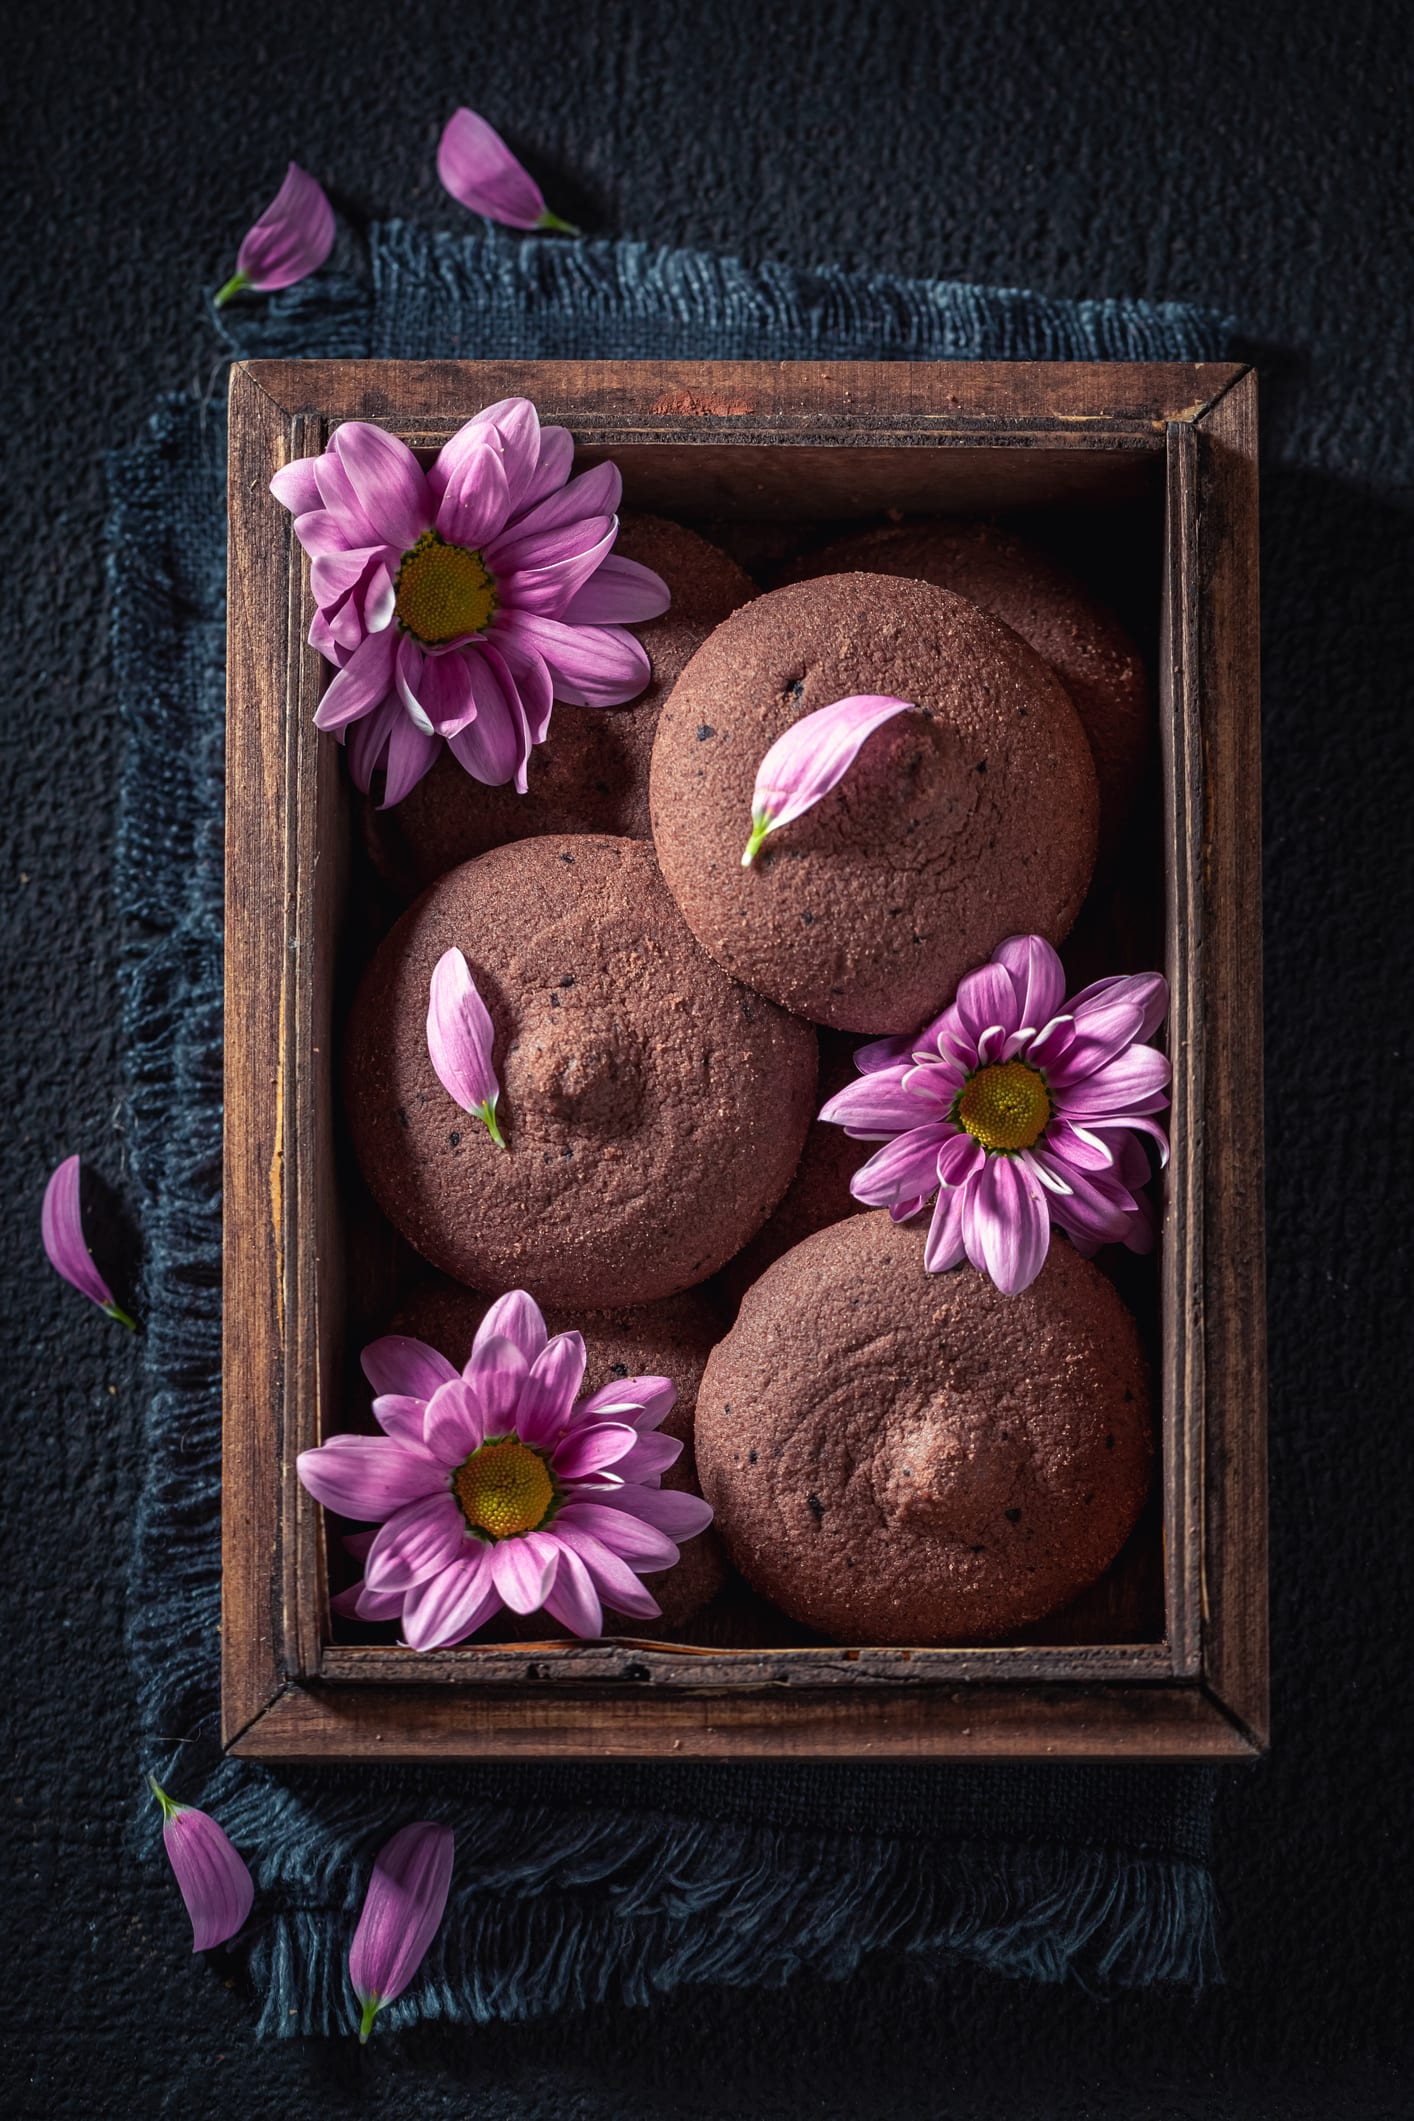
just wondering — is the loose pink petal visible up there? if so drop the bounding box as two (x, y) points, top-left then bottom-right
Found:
(740, 695), (912, 865)
(362, 1335), (459, 1403)
(330, 423), (432, 553)
(364, 1493), (466, 1595)
(297, 1435), (447, 1521)
(401, 1551), (500, 1650)
(560, 554), (671, 626)
(150, 1782), (255, 1951)
(496, 612), (650, 707)
(436, 108), (576, 233)
(426, 948), (505, 1147)
(218, 163), (335, 304)
(490, 1533), (558, 1613)
(41, 1156), (133, 1325)
(552, 1422), (639, 1481)
(540, 1544), (603, 1637)
(422, 1378), (486, 1466)
(350, 1821), (456, 2042)
(313, 627), (397, 731)
(472, 1291), (548, 1368)
(515, 1332), (589, 1447)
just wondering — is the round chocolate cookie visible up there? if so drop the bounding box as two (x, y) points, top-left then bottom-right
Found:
(718, 1028), (866, 1310)
(392, 1277), (728, 1626)
(372, 516), (756, 889)
(649, 575), (1099, 1033)
(778, 520), (1149, 858)
(696, 1213), (1151, 1645)
(344, 834), (818, 1307)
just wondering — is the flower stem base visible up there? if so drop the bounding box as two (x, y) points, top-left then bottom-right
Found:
(213, 270), (251, 309)
(476, 1100), (507, 1150)
(358, 1994), (380, 2044)
(104, 1300), (138, 1331)
(535, 209), (581, 236)
(741, 815), (773, 868)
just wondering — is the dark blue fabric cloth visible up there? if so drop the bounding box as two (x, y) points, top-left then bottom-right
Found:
(110, 220), (1228, 2039)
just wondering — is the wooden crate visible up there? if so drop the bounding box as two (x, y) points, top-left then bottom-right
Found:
(224, 359), (1266, 1762)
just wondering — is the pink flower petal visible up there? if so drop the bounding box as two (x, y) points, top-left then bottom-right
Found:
(1040, 1118), (1116, 1173)
(434, 440), (512, 551)
(515, 1332), (588, 1448)
(371, 1395), (432, 1446)
(315, 447), (385, 548)
(923, 1185), (967, 1272)
(554, 1523), (663, 1619)
(349, 1822), (455, 2041)
(994, 935), (1067, 1031)
(594, 1485), (714, 1541)
(515, 424), (576, 516)
(41, 1155), (122, 1314)
(577, 1377), (677, 1429)
(436, 108), (551, 231)
(487, 634), (553, 747)
(151, 1785), (255, 1953)
(552, 1421), (639, 1481)
(852, 1030), (915, 1074)
(498, 521), (621, 619)
(849, 1125), (947, 1210)
(296, 1435), (447, 1521)
(380, 712), (441, 809)
(954, 961), (1023, 1044)
(426, 947), (501, 1122)
(540, 1543), (602, 1637)
(422, 1377), (486, 1465)
(490, 1533), (558, 1613)
(313, 627), (397, 731)
(472, 1292), (548, 1368)
(230, 163), (335, 294)
(936, 1132), (986, 1187)
(610, 1430), (684, 1482)
(560, 554), (671, 626)
(479, 398), (543, 503)
(554, 1501), (680, 1571)
(270, 457), (323, 516)
(463, 1332), (529, 1432)
(445, 650), (523, 787)
(491, 460), (623, 549)
(495, 612), (650, 707)
(361, 1335), (460, 1403)
(741, 694), (912, 864)
(330, 423), (432, 553)
(819, 1065), (936, 1138)
(400, 1549), (500, 1649)
(397, 636), (474, 737)
(331, 1578), (407, 1622)
(1069, 971), (1169, 1043)
(1053, 1045), (1171, 1117)
(310, 544), (383, 609)
(364, 1493), (466, 1594)
(962, 1155), (1052, 1294)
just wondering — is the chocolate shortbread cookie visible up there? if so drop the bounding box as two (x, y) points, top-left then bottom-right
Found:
(696, 1212), (1151, 1644)
(344, 834), (817, 1306)
(778, 520), (1149, 858)
(375, 516), (756, 888)
(650, 575), (1098, 1033)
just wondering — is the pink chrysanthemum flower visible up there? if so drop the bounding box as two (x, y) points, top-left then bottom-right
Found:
(298, 1291), (714, 1647)
(819, 934), (1171, 1295)
(269, 398), (669, 806)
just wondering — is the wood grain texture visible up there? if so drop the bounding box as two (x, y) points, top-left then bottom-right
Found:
(222, 358), (1265, 1761)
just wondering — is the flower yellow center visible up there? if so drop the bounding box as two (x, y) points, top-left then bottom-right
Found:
(956, 1059), (1051, 1152)
(453, 1438), (554, 1539)
(394, 531), (496, 644)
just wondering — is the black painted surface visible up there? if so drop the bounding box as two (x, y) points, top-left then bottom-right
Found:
(2, 0), (1411, 2113)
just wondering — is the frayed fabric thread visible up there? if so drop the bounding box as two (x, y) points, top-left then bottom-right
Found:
(112, 221), (1226, 2037)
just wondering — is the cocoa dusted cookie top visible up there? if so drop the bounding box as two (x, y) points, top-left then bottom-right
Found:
(373, 516), (757, 889)
(777, 520), (1149, 858)
(695, 1212), (1151, 1646)
(392, 1276), (729, 1628)
(344, 834), (818, 1308)
(649, 574), (1099, 1034)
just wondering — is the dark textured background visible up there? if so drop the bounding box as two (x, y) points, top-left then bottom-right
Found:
(3, 1), (1412, 2114)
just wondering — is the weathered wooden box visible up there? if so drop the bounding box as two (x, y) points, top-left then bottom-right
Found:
(224, 359), (1266, 1762)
